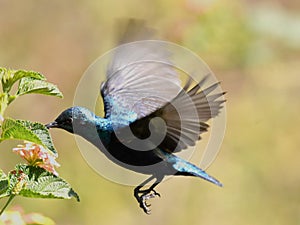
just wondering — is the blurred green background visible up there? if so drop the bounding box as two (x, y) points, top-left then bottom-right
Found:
(1, 0), (300, 224)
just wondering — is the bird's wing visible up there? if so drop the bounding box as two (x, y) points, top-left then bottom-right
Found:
(128, 76), (226, 153)
(101, 20), (181, 125)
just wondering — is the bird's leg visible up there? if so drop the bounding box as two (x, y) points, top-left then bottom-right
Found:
(134, 175), (162, 214)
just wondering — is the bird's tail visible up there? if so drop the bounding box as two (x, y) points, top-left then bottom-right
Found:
(157, 149), (223, 187)
(174, 157), (223, 187)
(176, 161), (223, 187)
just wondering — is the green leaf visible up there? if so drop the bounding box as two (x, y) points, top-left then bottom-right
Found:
(0, 118), (57, 155)
(0, 169), (9, 198)
(0, 165), (79, 201)
(17, 77), (63, 98)
(16, 120), (57, 155)
(8, 165), (79, 201)
(0, 67), (3, 81)
(0, 68), (45, 93)
(0, 93), (8, 116)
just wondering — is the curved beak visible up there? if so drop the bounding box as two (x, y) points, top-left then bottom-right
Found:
(46, 121), (58, 129)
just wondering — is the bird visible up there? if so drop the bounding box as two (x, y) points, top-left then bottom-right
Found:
(46, 19), (226, 214)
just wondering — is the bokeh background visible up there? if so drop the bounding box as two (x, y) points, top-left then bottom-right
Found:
(1, 0), (300, 224)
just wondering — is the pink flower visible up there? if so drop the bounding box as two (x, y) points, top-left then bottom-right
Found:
(13, 141), (60, 176)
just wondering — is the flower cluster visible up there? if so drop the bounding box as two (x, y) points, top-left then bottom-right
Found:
(13, 141), (60, 176)
(0, 206), (55, 225)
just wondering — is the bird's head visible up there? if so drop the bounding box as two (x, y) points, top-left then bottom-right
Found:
(46, 106), (96, 134)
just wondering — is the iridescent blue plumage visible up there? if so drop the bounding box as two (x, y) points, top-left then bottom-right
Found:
(156, 148), (223, 187)
(46, 19), (225, 214)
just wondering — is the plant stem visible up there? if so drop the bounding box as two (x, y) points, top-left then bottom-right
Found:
(0, 195), (15, 216)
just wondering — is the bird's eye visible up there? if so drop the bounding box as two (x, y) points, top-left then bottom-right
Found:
(65, 118), (73, 124)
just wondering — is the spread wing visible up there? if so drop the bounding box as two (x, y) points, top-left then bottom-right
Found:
(128, 75), (226, 153)
(101, 20), (181, 126)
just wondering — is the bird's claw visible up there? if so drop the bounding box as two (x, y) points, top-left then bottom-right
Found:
(138, 190), (161, 214)
(152, 189), (161, 197)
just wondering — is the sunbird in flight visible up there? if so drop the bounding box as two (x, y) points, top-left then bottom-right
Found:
(47, 20), (225, 214)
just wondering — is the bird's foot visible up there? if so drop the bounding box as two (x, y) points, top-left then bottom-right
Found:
(136, 189), (160, 214)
